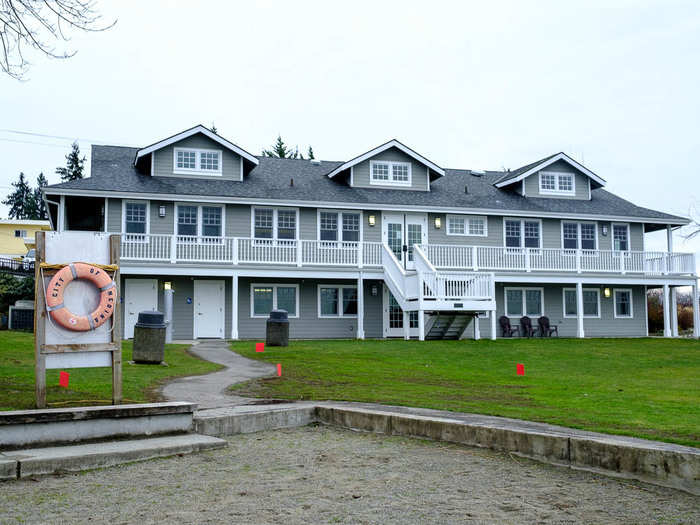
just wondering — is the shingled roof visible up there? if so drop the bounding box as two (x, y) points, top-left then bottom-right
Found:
(44, 145), (687, 225)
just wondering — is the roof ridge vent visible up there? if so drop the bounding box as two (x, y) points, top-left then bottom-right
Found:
(310, 159), (321, 165)
(470, 169), (485, 176)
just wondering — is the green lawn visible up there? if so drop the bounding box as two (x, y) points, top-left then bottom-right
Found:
(0, 331), (221, 411)
(231, 338), (700, 447)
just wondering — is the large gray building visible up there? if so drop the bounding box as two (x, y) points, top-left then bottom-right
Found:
(43, 125), (699, 340)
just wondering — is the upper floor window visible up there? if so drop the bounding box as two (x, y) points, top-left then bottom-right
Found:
(612, 224), (629, 251)
(504, 219), (540, 248)
(370, 160), (412, 187)
(124, 202), (147, 235)
(319, 211), (361, 242)
(447, 215), (487, 237)
(176, 204), (224, 239)
(14, 229), (27, 238)
(253, 208), (297, 240)
(539, 171), (575, 195)
(174, 148), (222, 175)
(562, 222), (597, 250)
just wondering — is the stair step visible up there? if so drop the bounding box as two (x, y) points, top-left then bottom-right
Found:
(1, 433), (227, 479)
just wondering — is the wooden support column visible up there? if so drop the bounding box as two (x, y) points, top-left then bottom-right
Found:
(34, 232), (47, 408)
(473, 315), (480, 340)
(231, 274), (239, 340)
(418, 310), (425, 341)
(670, 286), (678, 337)
(490, 311), (497, 340)
(663, 284), (671, 337)
(109, 235), (122, 405)
(692, 283), (700, 339)
(356, 274), (364, 339)
(576, 282), (585, 338)
(403, 311), (410, 340)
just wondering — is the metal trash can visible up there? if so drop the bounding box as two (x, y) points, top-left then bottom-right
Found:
(266, 309), (289, 346)
(133, 310), (167, 364)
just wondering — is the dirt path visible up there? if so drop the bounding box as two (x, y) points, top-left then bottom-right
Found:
(2, 426), (697, 524)
(161, 340), (276, 409)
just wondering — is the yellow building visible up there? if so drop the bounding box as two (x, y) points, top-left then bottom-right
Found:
(0, 219), (52, 259)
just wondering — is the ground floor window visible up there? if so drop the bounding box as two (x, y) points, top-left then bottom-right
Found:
(318, 285), (358, 317)
(614, 289), (633, 318)
(563, 288), (600, 318)
(504, 287), (543, 317)
(250, 283), (299, 318)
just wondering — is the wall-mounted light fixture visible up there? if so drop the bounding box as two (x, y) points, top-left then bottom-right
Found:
(434, 216), (442, 229)
(368, 215), (376, 227)
(601, 225), (608, 236)
(164, 281), (172, 291)
(603, 287), (611, 298)
(159, 205), (166, 218)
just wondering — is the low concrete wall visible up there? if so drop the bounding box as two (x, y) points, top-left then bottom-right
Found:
(194, 405), (316, 436)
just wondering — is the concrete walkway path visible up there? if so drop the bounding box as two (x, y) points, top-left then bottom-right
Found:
(161, 340), (277, 409)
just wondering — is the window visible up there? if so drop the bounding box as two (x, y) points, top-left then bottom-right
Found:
(319, 211), (361, 242)
(613, 224), (629, 251)
(173, 148), (222, 175)
(504, 219), (540, 248)
(370, 160), (412, 186)
(124, 202), (147, 237)
(539, 171), (575, 195)
(253, 208), (297, 240)
(251, 284), (299, 318)
(447, 215), (487, 237)
(318, 285), (358, 317)
(614, 289), (633, 318)
(504, 287), (543, 317)
(202, 206), (222, 237)
(177, 205), (198, 237)
(563, 288), (600, 318)
(562, 222), (597, 251)
(14, 229), (27, 238)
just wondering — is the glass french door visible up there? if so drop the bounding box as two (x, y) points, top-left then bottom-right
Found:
(383, 286), (419, 337)
(382, 212), (428, 269)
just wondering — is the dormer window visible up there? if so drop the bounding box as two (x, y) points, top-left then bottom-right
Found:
(174, 148), (222, 175)
(539, 171), (574, 195)
(370, 160), (412, 187)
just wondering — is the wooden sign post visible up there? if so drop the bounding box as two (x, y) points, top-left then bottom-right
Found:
(34, 231), (122, 408)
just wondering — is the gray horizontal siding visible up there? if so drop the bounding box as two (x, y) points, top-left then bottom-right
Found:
(107, 198), (121, 232)
(153, 134), (242, 181)
(523, 160), (590, 200)
(352, 147), (430, 191)
(150, 201), (173, 234)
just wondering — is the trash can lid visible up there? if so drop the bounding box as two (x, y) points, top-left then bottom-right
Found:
(136, 310), (166, 328)
(269, 309), (288, 321)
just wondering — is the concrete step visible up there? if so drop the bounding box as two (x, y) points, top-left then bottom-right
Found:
(0, 433), (226, 479)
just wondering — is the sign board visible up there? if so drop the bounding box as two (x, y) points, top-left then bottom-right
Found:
(34, 231), (122, 408)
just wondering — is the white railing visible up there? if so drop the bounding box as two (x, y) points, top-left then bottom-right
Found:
(419, 244), (696, 276)
(120, 234), (171, 261)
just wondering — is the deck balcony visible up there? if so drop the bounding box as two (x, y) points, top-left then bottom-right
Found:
(119, 234), (697, 277)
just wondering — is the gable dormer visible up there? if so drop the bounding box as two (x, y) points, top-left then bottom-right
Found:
(494, 152), (605, 200)
(327, 139), (444, 191)
(133, 125), (258, 181)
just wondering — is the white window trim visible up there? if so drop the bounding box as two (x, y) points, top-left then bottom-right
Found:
(503, 287), (545, 318)
(174, 203), (226, 240)
(446, 214), (488, 237)
(369, 160), (412, 187)
(560, 221), (599, 251)
(611, 222), (631, 252)
(503, 218), (542, 249)
(251, 207), (300, 241)
(613, 288), (634, 319)
(250, 283), (300, 318)
(122, 200), (150, 240)
(173, 147), (223, 176)
(317, 284), (358, 318)
(316, 209), (363, 243)
(539, 170), (576, 195)
(562, 288), (601, 318)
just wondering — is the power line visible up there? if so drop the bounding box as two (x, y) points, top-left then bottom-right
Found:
(0, 137), (76, 149)
(0, 128), (138, 147)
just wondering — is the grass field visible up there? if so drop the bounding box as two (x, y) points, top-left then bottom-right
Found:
(0, 331), (221, 411)
(231, 338), (700, 447)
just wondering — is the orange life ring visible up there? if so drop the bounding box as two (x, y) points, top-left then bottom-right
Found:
(46, 263), (117, 332)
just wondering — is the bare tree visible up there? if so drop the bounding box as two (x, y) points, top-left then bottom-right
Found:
(0, 0), (115, 80)
(683, 201), (700, 240)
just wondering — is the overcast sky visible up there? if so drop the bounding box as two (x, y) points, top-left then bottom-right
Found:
(1, 0), (699, 257)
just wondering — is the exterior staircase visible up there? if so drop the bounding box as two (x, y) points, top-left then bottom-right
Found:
(425, 313), (473, 340)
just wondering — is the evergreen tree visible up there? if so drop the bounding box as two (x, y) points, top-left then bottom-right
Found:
(2, 172), (36, 219)
(211, 123), (218, 134)
(307, 146), (315, 160)
(33, 172), (49, 220)
(55, 141), (85, 182)
(262, 135), (315, 160)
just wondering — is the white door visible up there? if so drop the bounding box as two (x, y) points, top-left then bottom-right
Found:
(383, 285), (419, 338)
(124, 279), (158, 339)
(382, 212), (428, 269)
(194, 280), (225, 339)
